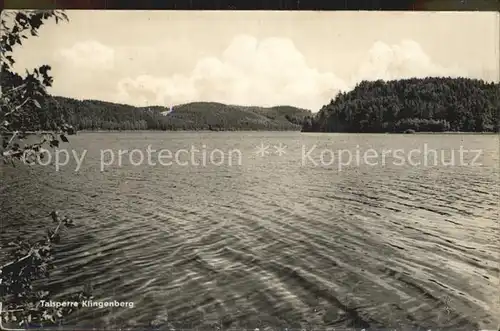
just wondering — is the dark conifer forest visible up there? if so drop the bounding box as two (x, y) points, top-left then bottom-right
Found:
(41, 97), (311, 131)
(302, 77), (500, 133)
(24, 77), (499, 133)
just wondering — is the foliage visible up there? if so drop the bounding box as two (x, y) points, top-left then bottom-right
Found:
(43, 97), (312, 131)
(0, 10), (76, 165)
(0, 212), (92, 328)
(302, 77), (500, 133)
(0, 10), (89, 328)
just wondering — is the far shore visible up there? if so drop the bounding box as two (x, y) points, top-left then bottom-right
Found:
(75, 129), (498, 134)
(76, 129), (303, 133)
(303, 131), (498, 135)
(393, 131), (498, 135)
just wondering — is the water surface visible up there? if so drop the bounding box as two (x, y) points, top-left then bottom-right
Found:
(1, 132), (498, 330)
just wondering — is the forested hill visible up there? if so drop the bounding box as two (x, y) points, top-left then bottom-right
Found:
(302, 77), (500, 133)
(45, 97), (312, 131)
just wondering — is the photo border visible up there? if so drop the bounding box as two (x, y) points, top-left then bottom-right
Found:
(2, 0), (500, 10)
(1, 1), (498, 330)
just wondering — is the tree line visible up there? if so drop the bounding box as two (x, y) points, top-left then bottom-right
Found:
(42, 97), (311, 131)
(302, 77), (500, 133)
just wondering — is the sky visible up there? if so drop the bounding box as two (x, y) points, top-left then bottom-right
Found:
(7, 10), (500, 111)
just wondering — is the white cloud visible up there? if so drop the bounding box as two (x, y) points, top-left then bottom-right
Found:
(56, 41), (115, 70)
(352, 39), (467, 85)
(111, 37), (468, 110)
(115, 35), (348, 110)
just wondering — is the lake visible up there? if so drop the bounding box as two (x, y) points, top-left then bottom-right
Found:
(1, 132), (498, 330)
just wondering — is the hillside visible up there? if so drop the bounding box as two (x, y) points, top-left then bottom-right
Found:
(302, 77), (500, 133)
(45, 97), (311, 131)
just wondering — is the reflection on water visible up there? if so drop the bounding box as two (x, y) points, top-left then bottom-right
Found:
(1, 132), (498, 330)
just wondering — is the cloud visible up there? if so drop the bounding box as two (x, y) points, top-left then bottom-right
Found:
(56, 41), (115, 70)
(352, 39), (466, 84)
(115, 36), (466, 110)
(115, 35), (348, 110)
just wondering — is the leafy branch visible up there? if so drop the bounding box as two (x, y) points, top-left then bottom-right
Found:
(1, 10), (76, 167)
(0, 9), (90, 328)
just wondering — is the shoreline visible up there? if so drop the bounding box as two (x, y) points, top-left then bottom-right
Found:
(76, 130), (497, 134)
(76, 129), (303, 133)
(300, 131), (498, 135)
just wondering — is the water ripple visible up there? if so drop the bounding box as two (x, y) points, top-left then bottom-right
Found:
(1, 132), (498, 330)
